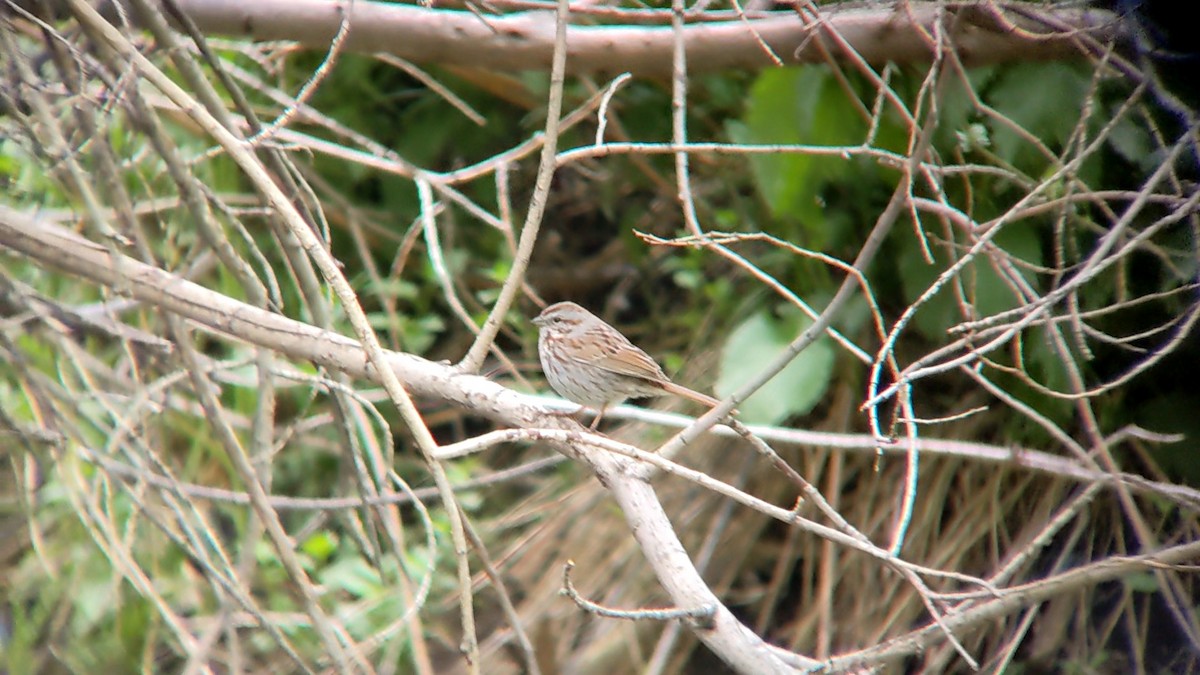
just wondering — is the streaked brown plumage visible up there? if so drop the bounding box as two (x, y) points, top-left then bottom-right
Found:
(533, 301), (719, 429)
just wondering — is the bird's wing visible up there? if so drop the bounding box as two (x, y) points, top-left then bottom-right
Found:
(592, 346), (666, 381)
(570, 329), (667, 382)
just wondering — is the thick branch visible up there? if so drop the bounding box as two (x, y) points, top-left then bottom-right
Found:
(0, 207), (802, 674)
(19, 0), (1126, 76)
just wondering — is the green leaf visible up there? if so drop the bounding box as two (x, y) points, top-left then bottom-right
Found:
(300, 532), (339, 562)
(1123, 572), (1159, 594)
(716, 308), (834, 425)
(319, 555), (383, 599)
(399, 313), (445, 354)
(899, 221), (1043, 340)
(734, 67), (866, 244)
(1107, 114), (1157, 173)
(933, 66), (996, 152)
(987, 63), (1090, 171)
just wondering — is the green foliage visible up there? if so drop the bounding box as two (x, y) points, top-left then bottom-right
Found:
(716, 306), (834, 425)
(0, 137), (66, 208)
(1122, 572), (1160, 594)
(1135, 390), (1200, 486)
(300, 531), (339, 561)
(728, 60), (1197, 444)
(897, 220), (1044, 340)
(986, 63), (1092, 172)
(2, 579), (56, 673)
(729, 65), (907, 243)
(1105, 113), (1158, 173)
(2, 473), (183, 671)
(739, 67), (850, 223)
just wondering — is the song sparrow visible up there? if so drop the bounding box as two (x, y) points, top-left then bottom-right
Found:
(533, 301), (721, 429)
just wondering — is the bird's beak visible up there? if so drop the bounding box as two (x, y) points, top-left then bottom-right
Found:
(532, 315), (546, 327)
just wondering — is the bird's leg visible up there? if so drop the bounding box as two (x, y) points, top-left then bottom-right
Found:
(588, 407), (607, 430)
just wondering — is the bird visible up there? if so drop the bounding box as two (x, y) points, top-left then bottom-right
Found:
(533, 301), (722, 429)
